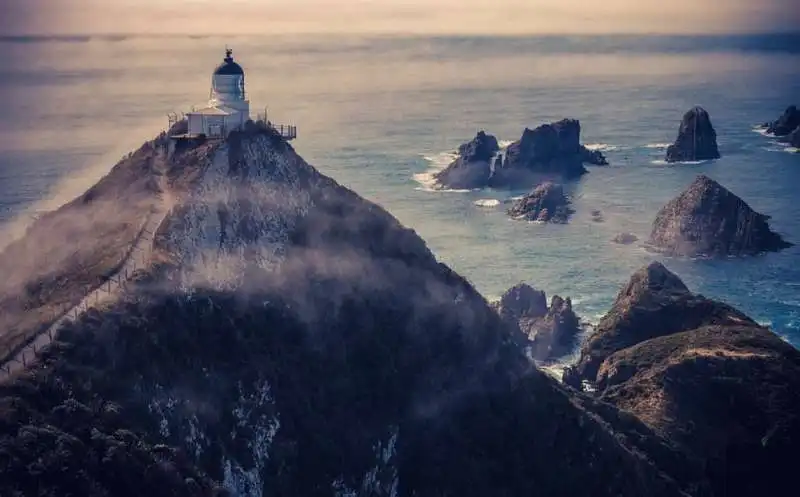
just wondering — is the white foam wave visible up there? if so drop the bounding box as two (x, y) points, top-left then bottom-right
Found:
(498, 140), (514, 148)
(784, 147), (799, 154)
(752, 126), (775, 137)
(650, 159), (709, 166)
(584, 143), (619, 152)
(644, 143), (671, 149)
(474, 198), (500, 208)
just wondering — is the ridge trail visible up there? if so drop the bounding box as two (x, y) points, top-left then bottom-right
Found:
(0, 159), (173, 381)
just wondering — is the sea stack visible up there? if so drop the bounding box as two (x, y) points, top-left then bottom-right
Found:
(489, 118), (608, 187)
(507, 182), (574, 223)
(764, 105), (800, 137)
(664, 106), (721, 162)
(494, 283), (581, 362)
(648, 175), (792, 257)
(434, 131), (499, 189)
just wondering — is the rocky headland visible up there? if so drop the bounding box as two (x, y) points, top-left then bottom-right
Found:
(1, 119), (799, 497)
(492, 283), (581, 362)
(648, 174), (792, 257)
(506, 182), (574, 223)
(564, 261), (800, 497)
(1, 120), (705, 497)
(665, 106), (721, 162)
(433, 119), (608, 190)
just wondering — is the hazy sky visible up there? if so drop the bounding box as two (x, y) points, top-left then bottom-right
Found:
(1, 0), (799, 35)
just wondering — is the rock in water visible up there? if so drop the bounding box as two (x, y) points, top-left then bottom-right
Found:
(789, 126), (800, 148)
(664, 106), (721, 162)
(494, 283), (581, 362)
(0, 120), (702, 497)
(490, 119), (607, 186)
(612, 232), (638, 245)
(648, 174), (792, 257)
(564, 262), (800, 497)
(764, 105), (800, 136)
(507, 182), (574, 223)
(433, 131), (499, 189)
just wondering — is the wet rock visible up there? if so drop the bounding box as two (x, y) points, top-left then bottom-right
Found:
(764, 105), (800, 136)
(434, 131), (499, 189)
(494, 283), (581, 362)
(591, 209), (605, 222)
(612, 232), (638, 245)
(507, 182), (574, 223)
(648, 174), (792, 257)
(566, 262), (800, 497)
(490, 119), (607, 186)
(664, 107), (721, 162)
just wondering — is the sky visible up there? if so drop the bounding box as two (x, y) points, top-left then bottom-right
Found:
(0, 0), (799, 36)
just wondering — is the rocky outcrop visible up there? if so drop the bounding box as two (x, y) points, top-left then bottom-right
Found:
(648, 175), (792, 257)
(564, 261), (757, 386)
(664, 107), (721, 162)
(433, 131), (498, 189)
(490, 119), (607, 186)
(0, 122), (703, 497)
(565, 262), (800, 497)
(763, 105), (800, 136)
(494, 283), (581, 362)
(507, 182), (574, 223)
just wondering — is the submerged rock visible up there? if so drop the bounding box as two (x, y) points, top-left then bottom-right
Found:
(434, 131), (499, 189)
(612, 232), (638, 245)
(490, 119), (607, 187)
(648, 174), (792, 257)
(664, 106), (721, 162)
(507, 182), (574, 223)
(764, 105), (800, 136)
(494, 283), (581, 362)
(565, 262), (800, 497)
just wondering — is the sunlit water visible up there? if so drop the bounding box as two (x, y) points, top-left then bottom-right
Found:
(1, 33), (799, 346)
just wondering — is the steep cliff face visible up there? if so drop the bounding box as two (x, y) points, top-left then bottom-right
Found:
(2, 122), (707, 497)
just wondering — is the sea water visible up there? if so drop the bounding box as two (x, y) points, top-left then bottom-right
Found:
(0, 33), (798, 346)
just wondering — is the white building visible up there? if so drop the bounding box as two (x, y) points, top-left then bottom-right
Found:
(186, 48), (250, 137)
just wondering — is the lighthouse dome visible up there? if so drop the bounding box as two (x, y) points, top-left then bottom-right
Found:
(213, 48), (244, 76)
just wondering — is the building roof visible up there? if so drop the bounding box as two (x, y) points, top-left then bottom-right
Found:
(187, 105), (238, 116)
(213, 48), (244, 76)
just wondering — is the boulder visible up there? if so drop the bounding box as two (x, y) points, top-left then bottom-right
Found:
(566, 262), (800, 497)
(494, 283), (581, 362)
(664, 107), (721, 162)
(612, 232), (638, 245)
(434, 131), (499, 189)
(648, 175), (792, 257)
(764, 105), (800, 136)
(489, 119), (607, 186)
(507, 182), (574, 223)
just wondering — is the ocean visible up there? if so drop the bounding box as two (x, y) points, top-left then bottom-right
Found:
(1, 33), (799, 346)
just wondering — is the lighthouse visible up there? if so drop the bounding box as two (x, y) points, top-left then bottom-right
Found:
(170, 48), (296, 141)
(184, 48), (250, 137)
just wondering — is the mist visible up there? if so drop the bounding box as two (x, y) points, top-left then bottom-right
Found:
(2, 0), (799, 36)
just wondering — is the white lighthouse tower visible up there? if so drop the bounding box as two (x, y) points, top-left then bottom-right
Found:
(185, 48), (250, 137)
(170, 48), (296, 141)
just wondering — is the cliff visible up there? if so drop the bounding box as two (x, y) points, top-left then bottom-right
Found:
(0, 121), (707, 497)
